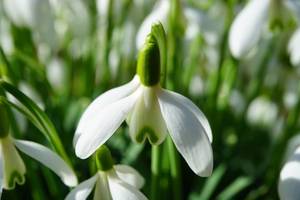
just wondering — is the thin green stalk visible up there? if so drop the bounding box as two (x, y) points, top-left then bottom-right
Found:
(242, 34), (278, 116)
(101, 0), (114, 87)
(151, 145), (161, 200)
(210, 2), (234, 110)
(167, 137), (181, 200)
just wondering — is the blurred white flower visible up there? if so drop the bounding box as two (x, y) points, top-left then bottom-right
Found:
(283, 77), (299, 110)
(278, 145), (300, 200)
(229, 0), (296, 59)
(74, 75), (213, 177)
(3, 0), (58, 50)
(49, 0), (91, 57)
(0, 135), (77, 195)
(229, 0), (270, 58)
(189, 75), (205, 97)
(246, 96), (278, 129)
(0, 17), (13, 55)
(288, 28), (300, 67)
(136, 0), (209, 49)
(66, 164), (146, 200)
(229, 89), (246, 117)
(46, 57), (66, 91)
(136, 0), (169, 49)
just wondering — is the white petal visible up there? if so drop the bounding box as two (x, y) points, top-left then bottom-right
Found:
(136, 0), (169, 49)
(114, 165), (145, 189)
(0, 137), (26, 189)
(75, 88), (142, 159)
(161, 90), (212, 143)
(129, 87), (167, 145)
(278, 146), (300, 200)
(93, 172), (112, 200)
(229, 0), (270, 58)
(3, 0), (33, 27)
(288, 28), (300, 67)
(107, 172), (148, 200)
(65, 174), (98, 200)
(74, 76), (140, 146)
(157, 89), (213, 177)
(14, 139), (78, 187)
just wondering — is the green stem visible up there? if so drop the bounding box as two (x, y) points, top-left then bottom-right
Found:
(243, 34), (278, 116)
(101, 0), (114, 87)
(167, 137), (181, 200)
(151, 145), (161, 200)
(210, 2), (233, 110)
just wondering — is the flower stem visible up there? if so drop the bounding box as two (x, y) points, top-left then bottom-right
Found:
(151, 145), (161, 200)
(167, 137), (182, 200)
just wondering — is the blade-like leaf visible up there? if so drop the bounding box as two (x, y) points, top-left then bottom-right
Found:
(216, 176), (253, 200)
(0, 81), (71, 165)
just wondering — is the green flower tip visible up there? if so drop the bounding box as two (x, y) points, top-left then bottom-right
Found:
(0, 102), (9, 138)
(136, 126), (159, 145)
(137, 22), (167, 86)
(7, 171), (26, 189)
(137, 34), (161, 86)
(95, 145), (114, 171)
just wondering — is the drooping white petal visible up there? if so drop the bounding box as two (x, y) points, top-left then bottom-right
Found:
(14, 139), (77, 187)
(74, 76), (140, 146)
(128, 87), (167, 145)
(161, 90), (212, 143)
(114, 165), (145, 189)
(157, 89), (213, 177)
(65, 174), (98, 200)
(75, 88), (142, 159)
(93, 172), (112, 200)
(136, 0), (169, 49)
(0, 137), (26, 189)
(278, 146), (300, 200)
(229, 0), (270, 58)
(107, 172), (148, 200)
(288, 28), (300, 67)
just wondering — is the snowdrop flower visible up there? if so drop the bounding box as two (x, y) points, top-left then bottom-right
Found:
(288, 28), (300, 67)
(46, 57), (66, 92)
(75, 26), (213, 177)
(246, 96), (278, 129)
(49, 0), (90, 58)
(136, 0), (206, 49)
(0, 16), (13, 55)
(278, 145), (300, 200)
(3, 0), (58, 50)
(229, 0), (294, 59)
(136, 0), (169, 49)
(0, 103), (77, 197)
(66, 146), (147, 200)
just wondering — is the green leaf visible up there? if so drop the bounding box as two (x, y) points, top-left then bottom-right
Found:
(0, 81), (71, 165)
(216, 176), (253, 200)
(197, 164), (227, 200)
